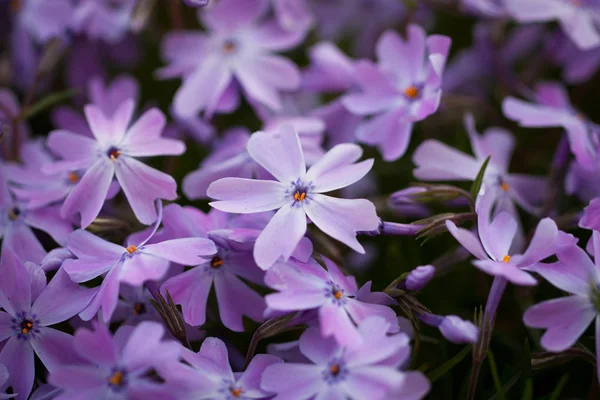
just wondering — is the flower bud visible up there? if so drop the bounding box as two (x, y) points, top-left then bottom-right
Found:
(405, 265), (435, 291)
(439, 316), (479, 344)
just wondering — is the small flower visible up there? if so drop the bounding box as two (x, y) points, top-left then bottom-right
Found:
(505, 0), (600, 50)
(208, 125), (378, 269)
(157, 0), (306, 118)
(342, 25), (451, 161)
(49, 321), (181, 399)
(63, 206), (217, 322)
(523, 231), (600, 381)
(44, 99), (185, 227)
(165, 337), (281, 399)
(261, 316), (429, 400)
(446, 186), (560, 286)
(265, 257), (398, 347)
(0, 249), (96, 400)
(160, 204), (266, 332)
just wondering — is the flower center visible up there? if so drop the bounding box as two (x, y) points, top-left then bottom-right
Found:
(108, 370), (126, 388)
(222, 39), (238, 54)
(330, 364), (341, 376)
(293, 191), (307, 202)
(333, 289), (343, 299)
(20, 319), (33, 334)
(68, 172), (79, 184)
(132, 302), (146, 315)
(500, 182), (509, 192)
(126, 245), (137, 254)
(323, 359), (347, 384)
(230, 388), (243, 398)
(502, 255), (511, 263)
(107, 146), (121, 160)
(403, 85), (420, 100)
(7, 207), (20, 221)
(210, 256), (224, 269)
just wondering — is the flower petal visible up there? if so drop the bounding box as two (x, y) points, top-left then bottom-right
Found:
(208, 178), (287, 214)
(161, 267), (213, 326)
(0, 337), (34, 400)
(214, 272), (265, 331)
(143, 238), (217, 266)
(31, 327), (84, 372)
(0, 248), (31, 317)
(247, 127), (306, 183)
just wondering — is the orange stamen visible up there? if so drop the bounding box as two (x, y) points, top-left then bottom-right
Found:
(333, 290), (343, 300)
(211, 256), (224, 268)
(21, 321), (32, 334)
(500, 182), (509, 192)
(230, 388), (243, 397)
(108, 371), (124, 386)
(68, 172), (79, 183)
(403, 85), (419, 99)
(109, 149), (121, 160)
(293, 191), (306, 201)
(126, 245), (137, 254)
(330, 364), (340, 375)
(502, 255), (511, 263)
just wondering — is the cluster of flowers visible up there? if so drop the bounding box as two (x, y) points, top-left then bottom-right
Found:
(1, 0), (600, 398)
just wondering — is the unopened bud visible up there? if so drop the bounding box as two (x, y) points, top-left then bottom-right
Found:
(405, 265), (435, 291)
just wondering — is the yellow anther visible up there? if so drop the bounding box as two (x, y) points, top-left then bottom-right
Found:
(108, 371), (124, 386)
(126, 245), (137, 254)
(211, 256), (224, 268)
(133, 303), (145, 315)
(293, 191), (306, 201)
(403, 85), (419, 99)
(230, 388), (243, 398)
(223, 39), (237, 54)
(68, 172), (79, 183)
(502, 255), (511, 263)
(333, 290), (343, 300)
(500, 182), (510, 192)
(20, 321), (33, 334)
(108, 149), (121, 160)
(330, 364), (340, 375)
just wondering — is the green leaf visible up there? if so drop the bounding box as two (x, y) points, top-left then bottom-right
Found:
(470, 156), (491, 201)
(549, 374), (569, 400)
(488, 351), (506, 400)
(22, 88), (80, 120)
(427, 345), (471, 383)
(521, 339), (533, 400)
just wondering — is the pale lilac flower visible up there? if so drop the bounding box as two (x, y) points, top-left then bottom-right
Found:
(265, 257), (398, 347)
(0, 249), (96, 400)
(63, 207), (217, 323)
(505, 0), (600, 50)
(413, 114), (546, 216)
(44, 99), (185, 227)
(18, 0), (73, 43)
(0, 169), (72, 264)
(70, 0), (137, 43)
(161, 204), (266, 332)
(548, 30), (600, 84)
(446, 186), (560, 286)
(502, 81), (600, 170)
(261, 316), (429, 400)
(581, 198), (600, 231)
(166, 336), (281, 399)
(342, 26), (451, 161)
(271, 0), (313, 32)
(523, 231), (600, 381)
(208, 126), (378, 269)
(157, 0), (306, 118)
(49, 321), (181, 399)
(302, 42), (357, 94)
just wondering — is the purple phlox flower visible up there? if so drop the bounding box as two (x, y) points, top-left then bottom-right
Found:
(40, 247), (74, 272)
(413, 113), (546, 216)
(157, 0), (306, 118)
(303, 41), (357, 93)
(69, 0), (136, 43)
(208, 126), (379, 269)
(523, 231), (600, 381)
(580, 197), (600, 231)
(49, 321), (182, 399)
(310, 0), (412, 57)
(0, 88), (30, 159)
(44, 99), (185, 227)
(446, 185), (560, 286)
(8, 139), (119, 210)
(311, 99), (363, 148)
(403, 265), (436, 292)
(0, 167), (72, 264)
(355, 281), (396, 306)
(18, 0), (73, 43)
(443, 23), (544, 95)
(0, 249), (97, 400)
(503, 81), (600, 170)
(271, 0), (313, 32)
(505, 0), (600, 50)
(460, 0), (508, 17)
(265, 257), (398, 347)
(342, 25), (451, 161)
(261, 316), (429, 400)
(28, 384), (61, 400)
(547, 29), (600, 84)
(161, 204), (267, 331)
(0, 363), (15, 399)
(62, 203), (217, 323)
(418, 313), (478, 344)
(165, 336), (281, 399)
